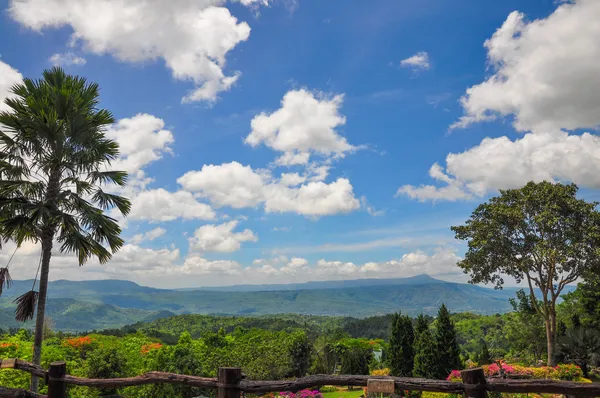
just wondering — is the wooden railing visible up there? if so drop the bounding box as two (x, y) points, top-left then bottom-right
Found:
(2, 358), (600, 398)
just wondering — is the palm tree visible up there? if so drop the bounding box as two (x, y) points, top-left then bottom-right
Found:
(0, 67), (131, 391)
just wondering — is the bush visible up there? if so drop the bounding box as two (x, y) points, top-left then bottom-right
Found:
(554, 364), (583, 381)
(370, 368), (390, 376)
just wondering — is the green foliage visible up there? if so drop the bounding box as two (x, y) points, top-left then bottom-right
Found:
(558, 327), (600, 377)
(434, 305), (461, 378)
(86, 347), (128, 396)
(505, 290), (546, 362)
(388, 313), (414, 376)
(414, 314), (429, 336)
(413, 328), (437, 379)
(452, 181), (600, 365)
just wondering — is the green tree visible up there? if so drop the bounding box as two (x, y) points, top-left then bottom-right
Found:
(558, 327), (600, 378)
(475, 340), (491, 365)
(434, 304), (461, 378)
(452, 181), (600, 365)
(415, 314), (429, 337)
(0, 68), (131, 391)
(413, 328), (437, 379)
(289, 332), (312, 377)
(87, 346), (128, 396)
(388, 313), (414, 376)
(561, 274), (600, 330)
(505, 290), (546, 362)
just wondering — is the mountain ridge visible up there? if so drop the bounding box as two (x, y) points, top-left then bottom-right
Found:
(0, 275), (575, 332)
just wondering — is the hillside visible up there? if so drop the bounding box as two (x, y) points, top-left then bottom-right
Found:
(0, 275), (574, 331)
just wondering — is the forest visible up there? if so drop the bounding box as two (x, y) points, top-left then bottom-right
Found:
(1, 275), (599, 397)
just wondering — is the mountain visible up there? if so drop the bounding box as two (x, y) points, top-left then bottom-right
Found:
(0, 275), (575, 332)
(176, 273), (447, 292)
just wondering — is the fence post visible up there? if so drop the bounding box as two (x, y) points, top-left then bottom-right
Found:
(218, 367), (242, 398)
(461, 368), (488, 398)
(47, 361), (67, 398)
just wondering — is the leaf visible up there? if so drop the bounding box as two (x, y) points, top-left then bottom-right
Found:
(0, 267), (12, 296)
(14, 290), (39, 322)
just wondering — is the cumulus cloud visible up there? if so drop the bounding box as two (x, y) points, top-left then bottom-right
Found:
(189, 220), (257, 253)
(0, 60), (23, 112)
(246, 89), (356, 165)
(451, 0), (600, 132)
(8, 0), (254, 102)
(49, 52), (86, 66)
(400, 52), (430, 71)
(401, 1), (600, 202)
(130, 227), (167, 244)
(105, 114), (174, 176)
(397, 132), (600, 201)
(2, 238), (462, 287)
(178, 162), (266, 208)
(127, 189), (216, 222)
(178, 161), (360, 217)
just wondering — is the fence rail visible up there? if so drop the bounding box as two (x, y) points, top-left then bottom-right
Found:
(1, 359), (600, 398)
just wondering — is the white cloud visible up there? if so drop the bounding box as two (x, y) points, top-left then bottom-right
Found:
(49, 52), (86, 66)
(1, 239), (464, 287)
(128, 189), (216, 222)
(181, 256), (242, 275)
(264, 178), (360, 216)
(360, 196), (385, 216)
(400, 52), (430, 71)
(246, 89), (355, 165)
(104, 114), (174, 176)
(189, 220), (257, 253)
(451, 0), (600, 132)
(279, 172), (307, 187)
(8, 0), (253, 103)
(397, 131), (600, 201)
(0, 60), (23, 112)
(178, 161), (266, 208)
(178, 161), (360, 217)
(130, 227), (166, 244)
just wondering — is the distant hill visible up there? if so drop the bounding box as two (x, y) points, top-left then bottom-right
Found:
(176, 273), (448, 292)
(0, 275), (575, 331)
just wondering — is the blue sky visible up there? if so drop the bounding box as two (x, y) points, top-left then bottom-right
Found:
(1, 0), (599, 288)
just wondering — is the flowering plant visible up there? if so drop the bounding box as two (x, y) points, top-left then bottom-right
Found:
(140, 342), (163, 354)
(446, 370), (462, 382)
(370, 368), (390, 376)
(279, 390), (323, 398)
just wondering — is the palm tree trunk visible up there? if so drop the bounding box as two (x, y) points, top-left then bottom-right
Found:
(30, 232), (53, 393)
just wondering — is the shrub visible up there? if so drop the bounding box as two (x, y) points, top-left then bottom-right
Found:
(554, 364), (583, 381)
(370, 368), (390, 376)
(279, 390), (323, 398)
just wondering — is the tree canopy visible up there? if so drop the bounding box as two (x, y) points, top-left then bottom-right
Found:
(452, 181), (600, 365)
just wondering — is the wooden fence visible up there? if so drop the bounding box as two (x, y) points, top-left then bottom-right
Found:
(1, 358), (600, 398)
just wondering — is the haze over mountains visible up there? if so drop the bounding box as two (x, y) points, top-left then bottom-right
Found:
(0, 275), (574, 332)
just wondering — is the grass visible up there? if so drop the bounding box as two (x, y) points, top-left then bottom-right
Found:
(321, 389), (364, 398)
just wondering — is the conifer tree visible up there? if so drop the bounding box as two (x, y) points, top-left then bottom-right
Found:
(388, 313), (415, 376)
(415, 314), (429, 337)
(413, 327), (437, 379)
(435, 304), (462, 378)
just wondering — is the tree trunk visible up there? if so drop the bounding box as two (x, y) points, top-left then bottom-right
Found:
(31, 168), (60, 393)
(30, 232), (53, 393)
(545, 317), (556, 367)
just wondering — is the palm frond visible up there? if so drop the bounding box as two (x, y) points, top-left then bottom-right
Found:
(88, 171), (128, 187)
(14, 290), (38, 322)
(92, 188), (131, 216)
(0, 267), (12, 296)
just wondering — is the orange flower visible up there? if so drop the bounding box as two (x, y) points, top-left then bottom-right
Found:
(63, 336), (93, 349)
(141, 343), (163, 354)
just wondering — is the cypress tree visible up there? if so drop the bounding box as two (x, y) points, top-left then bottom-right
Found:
(415, 314), (429, 337)
(413, 327), (437, 379)
(435, 304), (462, 379)
(388, 313), (415, 376)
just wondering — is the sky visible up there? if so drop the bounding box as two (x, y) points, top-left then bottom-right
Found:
(1, 0), (600, 288)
